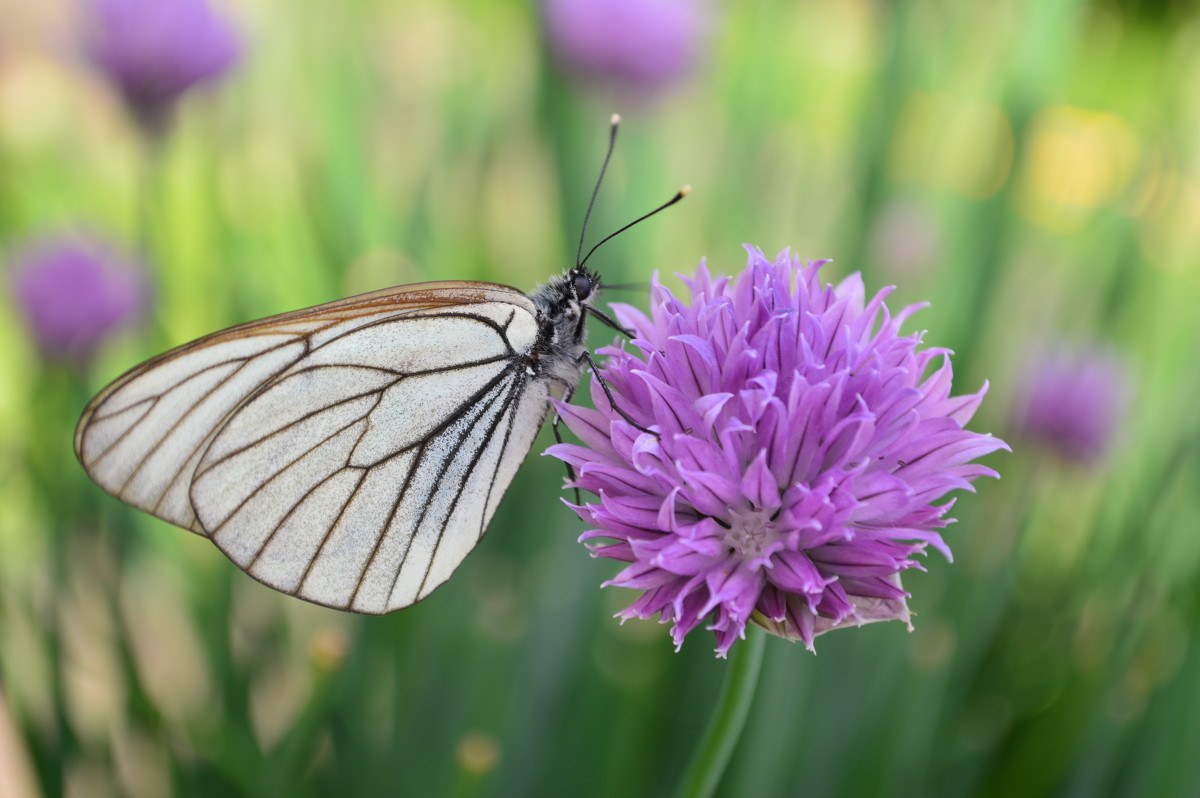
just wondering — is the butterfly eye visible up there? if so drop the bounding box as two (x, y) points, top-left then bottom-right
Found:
(573, 273), (594, 301)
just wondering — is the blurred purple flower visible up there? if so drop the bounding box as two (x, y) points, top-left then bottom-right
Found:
(541, 0), (708, 99)
(1011, 345), (1128, 466)
(8, 234), (149, 363)
(83, 0), (240, 135)
(548, 248), (1007, 656)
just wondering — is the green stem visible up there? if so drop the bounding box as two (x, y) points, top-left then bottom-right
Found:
(137, 133), (163, 264)
(675, 629), (767, 798)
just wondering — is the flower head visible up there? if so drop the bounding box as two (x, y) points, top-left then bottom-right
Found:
(83, 0), (240, 135)
(1011, 344), (1128, 466)
(548, 248), (1007, 656)
(8, 233), (149, 363)
(541, 0), (708, 100)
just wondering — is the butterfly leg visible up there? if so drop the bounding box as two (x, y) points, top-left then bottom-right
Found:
(579, 350), (660, 437)
(584, 304), (635, 338)
(552, 386), (583, 506)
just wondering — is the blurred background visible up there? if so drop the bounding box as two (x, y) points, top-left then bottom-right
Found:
(1, 0), (1198, 796)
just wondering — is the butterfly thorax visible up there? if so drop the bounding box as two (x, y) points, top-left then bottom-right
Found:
(527, 267), (599, 394)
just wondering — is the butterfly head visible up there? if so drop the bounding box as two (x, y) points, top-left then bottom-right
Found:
(570, 267), (599, 304)
(531, 267), (601, 337)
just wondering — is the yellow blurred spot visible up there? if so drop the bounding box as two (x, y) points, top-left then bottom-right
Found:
(958, 693), (1013, 752)
(1017, 105), (1140, 231)
(120, 564), (214, 725)
(1107, 666), (1149, 723)
(250, 664), (312, 751)
(61, 540), (126, 746)
(908, 619), (956, 671)
(0, 54), (74, 151)
(609, 616), (667, 646)
(216, 138), (302, 232)
(65, 759), (118, 798)
(1121, 144), (1168, 218)
(1072, 597), (1115, 673)
(344, 249), (420, 296)
(112, 729), (171, 798)
(381, 4), (473, 101)
(0, 591), (54, 737)
(456, 731), (501, 775)
(468, 554), (528, 643)
(475, 586), (528, 643)
(889, 91), (1014, 199)
(1130, 606), (1189, 690)
(1018, 472), (1104, 582)
(481, 133), (563, 288)
(310, 625), (350, 670)
(1138, 174), (1200, 274)
(593, 631), (666, 690)
(230, 579), (285, 667)
(0, 689), (39, 798)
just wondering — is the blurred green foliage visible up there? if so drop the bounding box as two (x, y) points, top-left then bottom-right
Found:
(2, 0), (1199, 797)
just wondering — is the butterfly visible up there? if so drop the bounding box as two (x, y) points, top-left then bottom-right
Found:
(74, 115), (687, 614)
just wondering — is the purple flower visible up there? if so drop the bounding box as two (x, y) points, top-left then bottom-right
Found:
(83, 0), (240, 135)
(548, 248), (1007, 656)
(1011, 345), (1128, 466)
(8, 234), (149, 363)
(541, 0), (708, 99)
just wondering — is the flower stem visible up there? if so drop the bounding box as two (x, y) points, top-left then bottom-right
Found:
(675, 629), (767, 798)
(137, 133), (163, 263)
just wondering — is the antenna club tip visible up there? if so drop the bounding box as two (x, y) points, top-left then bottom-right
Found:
(610, 113), (621, 125)
(680, 184), (692, 196)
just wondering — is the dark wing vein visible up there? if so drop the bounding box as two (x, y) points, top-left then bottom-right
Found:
(351, 359), (521, 470)
(412, 312), (519, 357)
(197, 353), (516, 480)
(350, 365), (523, 606)
(147, 345), (319, 515)
(218, 394), (384, 540)
(89, 397), (158, 467)
(194, 372), (398, 479)
(381, 369), (518, 600)
(118, 357), (256, 494)
(241, 462), (364, 571)
(88, 354), (258, 423)
(294, 468), (370, 592)
(400, 354), (512, 378)
(476, 377), (527, 542)
(90, 395), (156, 425)
(315, 311), (520, 358)
(330, 375), (513, 606)
(345, 439), (427, 608)
(223, 357), (522, 604)
(411, 372), (527, 600)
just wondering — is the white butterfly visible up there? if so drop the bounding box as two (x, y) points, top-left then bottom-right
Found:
(74, 115), (687, 615)
(74, 273), (604, 613)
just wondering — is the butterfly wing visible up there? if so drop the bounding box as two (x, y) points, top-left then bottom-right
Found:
(75, 281), (552, 613)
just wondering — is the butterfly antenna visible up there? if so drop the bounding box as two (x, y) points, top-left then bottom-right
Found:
(579, 185), (691, 270)
(577, 113), (622, 269)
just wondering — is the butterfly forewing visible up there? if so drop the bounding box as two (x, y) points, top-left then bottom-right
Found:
(76, 333), (313, 532)
(75, 282), (548, 612)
